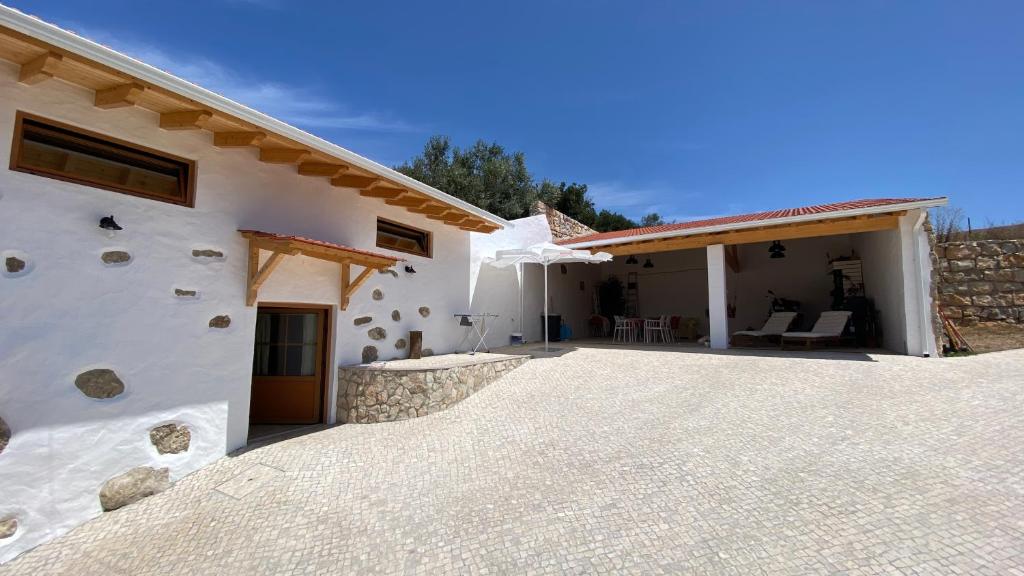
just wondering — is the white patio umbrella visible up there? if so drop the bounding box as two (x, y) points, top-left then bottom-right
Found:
(487, 242), (612, 351)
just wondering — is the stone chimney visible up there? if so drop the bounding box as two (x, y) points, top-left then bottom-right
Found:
(530, 201), (596, 241)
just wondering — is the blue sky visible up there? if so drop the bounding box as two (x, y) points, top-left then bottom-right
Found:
(12, 0), (1023, 224)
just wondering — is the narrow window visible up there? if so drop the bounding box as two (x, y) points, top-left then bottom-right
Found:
(376, 218), (432, 258)
(10, 112), (196, 207)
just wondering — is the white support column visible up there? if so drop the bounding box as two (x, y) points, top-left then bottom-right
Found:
(707, 244), (729, 349)
(898, 209), (936, 357)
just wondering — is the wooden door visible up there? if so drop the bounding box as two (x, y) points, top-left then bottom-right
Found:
(250, 307), (328, 424)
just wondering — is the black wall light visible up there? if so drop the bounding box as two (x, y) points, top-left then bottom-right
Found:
(404, 265), (417, 274)
(99, 215), (122, 231)
(769, 240), (786, 259)
(626, 255), (638, 265)
(642, 257), (654, 269)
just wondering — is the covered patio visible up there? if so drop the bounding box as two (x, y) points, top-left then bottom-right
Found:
(548, 198), (947, 356)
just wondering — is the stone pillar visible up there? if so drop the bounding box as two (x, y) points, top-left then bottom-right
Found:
(707, 244), (729, 349)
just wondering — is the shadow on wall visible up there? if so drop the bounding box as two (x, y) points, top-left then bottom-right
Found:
(469, 263), (524, 350)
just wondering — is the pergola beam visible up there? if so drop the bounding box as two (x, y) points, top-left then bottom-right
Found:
(596, 214), (902, 257)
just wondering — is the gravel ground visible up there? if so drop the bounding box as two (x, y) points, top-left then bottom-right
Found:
(957, 322), (1024, 354)
(3, 346), (1023, 575)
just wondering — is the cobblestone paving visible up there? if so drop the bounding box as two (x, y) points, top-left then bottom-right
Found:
(4, 346), (1024, 575)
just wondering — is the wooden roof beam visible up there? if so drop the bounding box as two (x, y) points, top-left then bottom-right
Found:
(385, 195), (431, 208)
(18, 52), (62, 85)
(359, 186), (406, 199)
(407, 204), (449, 215)
(259, 148), (311, 164)
(160, 110), (212, 130)
(298, 162), (349, 177)
(94, 82), (146, 109)
(331, 174), (380, 189)
(214, 131), (266, 148)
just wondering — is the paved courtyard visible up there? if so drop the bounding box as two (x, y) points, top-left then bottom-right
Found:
(4, 346), (1024, 575)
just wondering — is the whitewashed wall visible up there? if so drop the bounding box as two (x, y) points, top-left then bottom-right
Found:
(851, 228), (906, 353)
(0, 61), (476, 562)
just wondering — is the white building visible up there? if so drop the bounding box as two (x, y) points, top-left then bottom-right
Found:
(0, 5), (945, 563)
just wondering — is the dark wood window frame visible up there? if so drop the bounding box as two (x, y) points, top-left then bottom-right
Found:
(9, 111), (197, 207)
(376, 217), (433, 258)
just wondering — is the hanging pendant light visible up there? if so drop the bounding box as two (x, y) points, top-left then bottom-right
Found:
(626, 255), (638, 265)
(643, 257), (654, 269)
(768, 240), (786, 259)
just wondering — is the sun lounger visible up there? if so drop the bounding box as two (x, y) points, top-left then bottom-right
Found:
(781, 310), (852, 349)
(731, 311), (798, 346)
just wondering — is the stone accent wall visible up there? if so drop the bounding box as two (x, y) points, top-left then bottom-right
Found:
(936, 239), (1024, 325)
(530, 201), (596, 240)
(337, 356), (529, 424)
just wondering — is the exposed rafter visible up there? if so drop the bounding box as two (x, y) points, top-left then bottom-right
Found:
(259, 148), (311, 164)
(298, 162), (349, 177)
(359, 187), (406, 199)
(384, 195), (431, 208)
(18, 51), (61, 84)
(214, 131), (266, 148)
(93, 82), (146, 109)
(331, 174), (380, 189)
(159, 110), (212, 130)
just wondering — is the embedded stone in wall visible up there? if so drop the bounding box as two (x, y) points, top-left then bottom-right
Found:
(75, 369), (125, 399)
(209, 315), (231, 329)
(174, 288), (198, 298)
(101, 250), (131, 265)
(149, 423), (191, 455)
(192, 249), (224, 259)
(422, 348), (434, 357)
(0, 415), (9, 455)
(418, 306), (430, 318)
(379, 268), (398, 278)
(99, 466), (170, 511)
(354, 316), (373, 326)
(362, 346), (378, 363)
(391, 310), (401, 321)
(368, 327), (387, 340)
(372, 289), (384, 301)
(395, 338), (407, 350)
(5, 256), (25, 274)
(0, 517), (16, 539)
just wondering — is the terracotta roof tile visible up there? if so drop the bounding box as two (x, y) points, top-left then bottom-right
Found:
(559, 198), (941, 246)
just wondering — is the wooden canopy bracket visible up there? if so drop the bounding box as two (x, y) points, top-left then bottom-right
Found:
(246, 243), (294, 306)
(340, 262), (377, 310)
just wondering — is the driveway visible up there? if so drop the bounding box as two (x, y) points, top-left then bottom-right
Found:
(4, 346), (1024, 575)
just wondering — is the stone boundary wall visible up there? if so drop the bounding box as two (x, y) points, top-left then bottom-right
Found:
(337, 356), (530, 424)
(935, 239), (1024, 325)
(530, 201), (596, 240)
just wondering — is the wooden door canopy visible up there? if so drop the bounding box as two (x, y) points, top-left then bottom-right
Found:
(240, 230), (401, 309)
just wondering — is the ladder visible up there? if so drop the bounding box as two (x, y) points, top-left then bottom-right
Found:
(625, 272), (639, 316)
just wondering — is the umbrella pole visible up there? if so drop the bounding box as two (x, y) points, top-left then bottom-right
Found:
(518, 262), (524, 336)
(544, 262), (549, 352)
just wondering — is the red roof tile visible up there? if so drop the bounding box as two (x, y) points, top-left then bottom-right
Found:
(559, 198), (942, 246)
(238, 230), (403, 263)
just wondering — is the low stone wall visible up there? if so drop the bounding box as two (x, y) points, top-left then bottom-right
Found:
(337, 355), (530, 424)
(936, 239), (1024, 325)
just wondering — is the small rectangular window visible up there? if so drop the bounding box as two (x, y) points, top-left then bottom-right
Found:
(10, 112), (196, 207)
(376, 217), (431, 258)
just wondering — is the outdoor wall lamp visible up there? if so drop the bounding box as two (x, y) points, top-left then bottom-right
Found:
(769, 240), (786, 259)
(625, 255), (638, 265)
(98, 215), (122, 231)
(405, 265), (417, 274)
(643, 258), (654, 269)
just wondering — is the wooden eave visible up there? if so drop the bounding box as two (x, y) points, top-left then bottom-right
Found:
(0, 22), (503, 233)
(589, 212), (905, 257)
(240, 230), (400, 309)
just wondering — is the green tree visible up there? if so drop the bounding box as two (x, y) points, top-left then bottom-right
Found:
(593, 210), (638, 232)
(640, 213), (666, 227)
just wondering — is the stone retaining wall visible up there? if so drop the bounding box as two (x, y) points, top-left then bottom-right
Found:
(936, 239), (1024, 325)
(530, 201), (596, 240)
(337, 356), (530, 424)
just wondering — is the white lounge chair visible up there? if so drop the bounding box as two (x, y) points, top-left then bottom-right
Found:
(731, 311), (797, 346)
(781, 310), (852, 349)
